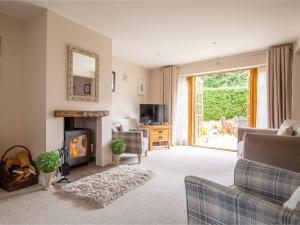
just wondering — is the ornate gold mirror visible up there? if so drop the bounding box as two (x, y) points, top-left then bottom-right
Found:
(68, 46), (99, 102)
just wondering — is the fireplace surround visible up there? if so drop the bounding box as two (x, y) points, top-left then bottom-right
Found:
(54, 110), (110, 167)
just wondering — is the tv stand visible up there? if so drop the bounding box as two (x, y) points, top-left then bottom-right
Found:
(139, 124), (172, 150)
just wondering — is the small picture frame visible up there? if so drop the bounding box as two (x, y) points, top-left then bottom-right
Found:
(84, 84), (91, 94)
(138, 80), (145, 96)
(112, 71), (116, 92)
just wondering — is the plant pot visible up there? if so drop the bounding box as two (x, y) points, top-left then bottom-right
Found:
(40, 171), (55, 189)
(113, 154), (122, 165)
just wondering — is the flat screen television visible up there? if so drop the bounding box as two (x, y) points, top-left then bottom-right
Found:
(140, 104), (168, 125)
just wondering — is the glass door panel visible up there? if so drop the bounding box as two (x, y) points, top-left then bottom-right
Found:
(194, 78), (203, 145)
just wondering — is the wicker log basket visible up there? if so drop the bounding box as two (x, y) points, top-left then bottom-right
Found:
(0, 145), (39, 192)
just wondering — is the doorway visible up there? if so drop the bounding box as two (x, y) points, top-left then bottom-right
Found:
(188, 68), (258, 151)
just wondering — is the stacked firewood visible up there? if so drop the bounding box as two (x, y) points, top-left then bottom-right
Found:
(4, 151), (36, 182)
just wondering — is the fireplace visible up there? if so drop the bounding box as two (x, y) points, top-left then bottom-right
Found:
(64, 129), (91, 167)
(63, 116), (93, 167)
(54, 110), (110, 166)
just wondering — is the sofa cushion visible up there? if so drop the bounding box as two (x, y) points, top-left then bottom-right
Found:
(278, 119), (300, 136)
(113, 119), (131, 132)
(284, 186), (300, 212)
(120, 124), (129, 132)
(277, 125), (294, 136)
(112, 126), (119, 133)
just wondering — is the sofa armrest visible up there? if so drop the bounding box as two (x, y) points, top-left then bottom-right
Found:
(130, 128), (149, 138)
(112, 131), (143, 154)
(243, 133), (300, 173)
(237, 127), (278, 143)
(234, 159), (300, 202)
(185, 175), (300, 225)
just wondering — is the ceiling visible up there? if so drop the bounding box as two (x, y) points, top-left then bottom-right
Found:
(1, 1), (300, 69)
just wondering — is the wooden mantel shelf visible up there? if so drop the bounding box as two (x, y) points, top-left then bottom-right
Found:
(54, 110), (109, 118)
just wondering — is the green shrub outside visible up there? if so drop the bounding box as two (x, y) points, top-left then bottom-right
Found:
(199, 70), (248, 121)
(203, 87), (247, 121)
(201, 71), (248, 88)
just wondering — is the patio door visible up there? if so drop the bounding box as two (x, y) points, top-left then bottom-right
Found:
(188, 77), (204, 146)
(188, 69), (258, 151)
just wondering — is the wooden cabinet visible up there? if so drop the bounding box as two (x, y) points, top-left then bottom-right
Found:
(139, 124), (172, 150)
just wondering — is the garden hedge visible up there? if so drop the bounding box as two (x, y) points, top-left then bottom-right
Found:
(203, 87), (247, 121)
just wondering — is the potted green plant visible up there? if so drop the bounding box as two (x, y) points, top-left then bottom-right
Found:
(36, 151), (60, 189)
(111, 139), (126, 165)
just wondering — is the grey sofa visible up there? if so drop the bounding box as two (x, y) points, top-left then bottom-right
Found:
(185, 159), (300, 225)
(112, 119), (149, 163)
(237, 126), (300, 173)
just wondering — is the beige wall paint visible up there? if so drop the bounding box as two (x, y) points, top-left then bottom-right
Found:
(112, 56), (150, 121)
(149, 50), (267, 104)
(149, 68), (163, 104)
(23, 11), (47, 158)
(46, 11), (112, 166)
(0, 11), (113, 165)
(179, 50), (267, 76)
(0, 13), (25, 156)
(149, 48), (300, 122)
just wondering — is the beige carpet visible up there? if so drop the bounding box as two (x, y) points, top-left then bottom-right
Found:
(0, 147), (237, 224)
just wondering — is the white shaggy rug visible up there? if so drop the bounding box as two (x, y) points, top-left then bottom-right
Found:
(60, 165), (153, 208)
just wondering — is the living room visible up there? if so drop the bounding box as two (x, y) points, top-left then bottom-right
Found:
(0, 1), (300, 224)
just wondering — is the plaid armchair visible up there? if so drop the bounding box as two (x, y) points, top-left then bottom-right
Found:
(185, 159), (300, 225)
(112, 128), (149, 163)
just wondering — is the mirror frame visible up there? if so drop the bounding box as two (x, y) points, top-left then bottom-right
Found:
(68, 45), (99, 102)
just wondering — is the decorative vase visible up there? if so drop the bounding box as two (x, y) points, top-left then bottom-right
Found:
(113, 154), (121, 165)
(41, 171), (55, 189)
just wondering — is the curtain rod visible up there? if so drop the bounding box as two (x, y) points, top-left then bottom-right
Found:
(160, 65), (175, 69)
(270, 43), (293, 51)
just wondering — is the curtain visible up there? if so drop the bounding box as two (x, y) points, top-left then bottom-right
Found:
(267, 44), (293, 128)
(160, 66), (178, 143)
(173, 77), (189, 145)
(161, 66), (177, 124)
(256, 66), (268, 128)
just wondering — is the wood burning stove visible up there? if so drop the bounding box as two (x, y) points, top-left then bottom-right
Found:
(64, 118), (91, 167)
(64, 129), (91, 167)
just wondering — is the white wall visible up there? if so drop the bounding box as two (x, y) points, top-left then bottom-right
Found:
(46, 11), (113, 166)
(0, 13), (25, 156)
(112, 56), (150, 121)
